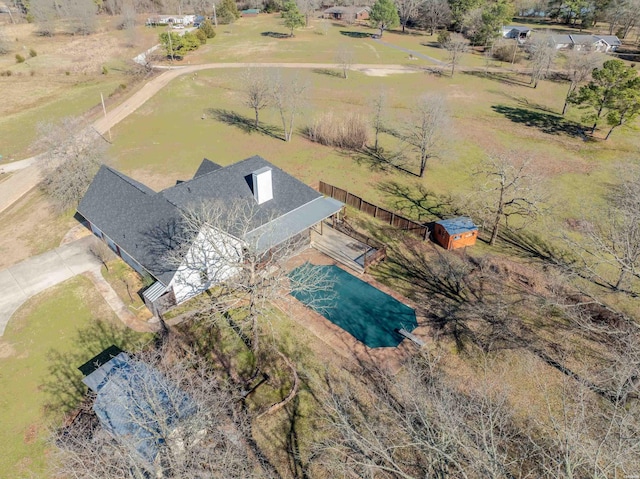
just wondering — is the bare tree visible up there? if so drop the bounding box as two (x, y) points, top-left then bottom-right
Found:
(562, 48), (602, 115)
(474, 153), (545, 246)
(296, 0), (317, 27)
(38, 117), (108, 212)
(605, 0), (640, 38)
(120, 0), (138, 47)
(418, 0), (452, 35)
(241, 68), (271, 129)
(395, 0), (419, 33)
(402, 94), (449, 177)
(527, 35), (558, 88)
(313, 352), (534, 478)
(563, 168), (640, 293)
(30, 0), (59, 36)
(334, 44), (355, 79)
(165, 198), (335, 355)
(443, 38), (468, 76)
(270, 70), (308, 142)
(63, 0), (98, 35)
(371, 88), (387, 152)
(90, 239), (116, 271)
(52, 343), (272, 478)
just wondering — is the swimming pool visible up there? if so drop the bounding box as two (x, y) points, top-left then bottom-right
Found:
(289, 264), (417, 348)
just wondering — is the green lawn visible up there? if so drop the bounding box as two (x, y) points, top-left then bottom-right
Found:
(108, 62), (640, 226)
(0, 75), (129, 160)
(187, 14), (418, 65)
(0, 276), (153, 479)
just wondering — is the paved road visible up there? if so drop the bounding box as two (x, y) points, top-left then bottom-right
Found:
(0, 236), (100, 335)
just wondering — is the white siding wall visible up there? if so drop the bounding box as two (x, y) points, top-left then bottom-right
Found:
(169, 226), (244, 305)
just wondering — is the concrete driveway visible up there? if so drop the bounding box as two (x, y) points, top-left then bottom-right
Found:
(0, 236), (100, 336)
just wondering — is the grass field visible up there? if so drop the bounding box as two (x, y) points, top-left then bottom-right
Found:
(108, 61), (640, 227)
(0, 18), (158, 160)
(0, 275), (153, 479)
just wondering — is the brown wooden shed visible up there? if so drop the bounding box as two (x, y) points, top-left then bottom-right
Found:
(433, 217), (478, 250)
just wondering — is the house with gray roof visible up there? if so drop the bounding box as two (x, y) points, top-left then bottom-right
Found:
(549, 34), (621, 52)
(78, 156), (343, 312)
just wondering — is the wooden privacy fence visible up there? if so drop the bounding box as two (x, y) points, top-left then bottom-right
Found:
(319, 181), (429, 240)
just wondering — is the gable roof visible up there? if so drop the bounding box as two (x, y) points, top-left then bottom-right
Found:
(79, 156), (343, 286)
(595, 35), (621, 46)
(193, 158), (222, 178)
(436, 217), (477, 235)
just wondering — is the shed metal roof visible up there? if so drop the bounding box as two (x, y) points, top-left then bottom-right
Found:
(436, 217), (477, 235)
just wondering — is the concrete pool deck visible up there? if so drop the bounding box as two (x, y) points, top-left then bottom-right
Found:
(278, 248), (431, 373)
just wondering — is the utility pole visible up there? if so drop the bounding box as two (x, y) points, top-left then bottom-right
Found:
(212, 2), (218, 27)
(100, 93), (111, 142)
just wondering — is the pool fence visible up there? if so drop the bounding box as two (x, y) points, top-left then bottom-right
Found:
(318, 181), (430, 241)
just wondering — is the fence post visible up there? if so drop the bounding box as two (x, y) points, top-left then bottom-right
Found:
(390, 212), (395, 227)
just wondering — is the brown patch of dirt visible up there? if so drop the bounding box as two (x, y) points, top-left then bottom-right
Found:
(0, 340), (17, 358)
(23, 423), (39, 444)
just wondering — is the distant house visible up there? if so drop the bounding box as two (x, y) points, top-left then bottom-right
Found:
(146, 14), (196, 26)
(78, 156), (343, 313)
(323, 6), (370, 21)
(78, 346), (197, 468)
(241, 8), (260, 16)
(501, 25), (532, 42)
(549, 34), (621, 52)
(432, 217), (478, 250)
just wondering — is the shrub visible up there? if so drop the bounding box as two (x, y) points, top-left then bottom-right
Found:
(306, 112), (369, 150)
(29, 48), (37, 57)
(101, 65), (108, 75)
(195, 28), (207, 44)
(30, 70), (35, 76)
(0, 70), (12, 76)
(493, 43), (521, 63)
(65, 71), (70, 76)
(437, 30), (450, 48)
(199, 19), (216, 38)
(15, 53), (25, 63)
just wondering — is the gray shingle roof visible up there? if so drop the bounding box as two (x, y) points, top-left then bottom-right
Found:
(161, 156), (321, 232)
(79, 156), (338, 286)
(193, 158), (222, 178)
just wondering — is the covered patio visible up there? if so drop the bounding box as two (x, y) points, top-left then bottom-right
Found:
(310, 221), (385, 274)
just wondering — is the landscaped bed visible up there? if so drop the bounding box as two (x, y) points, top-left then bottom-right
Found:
(289, 264), (417, 348)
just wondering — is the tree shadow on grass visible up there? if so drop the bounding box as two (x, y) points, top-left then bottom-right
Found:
(313, 68), (343, 78)
(42, 319), (153, 417)
(350, 146), (420, 177)
(261, 31), (290, 38)
(464, 69), (532, 87)
(340, 30), (371, 38)
(376, 180), (462, 222)
(207, 108), (284, 141)
(492, 104), (586, 138)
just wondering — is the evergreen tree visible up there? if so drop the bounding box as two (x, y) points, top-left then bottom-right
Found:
(282, 1), (305, 36)
(369, 0), (400, 37)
